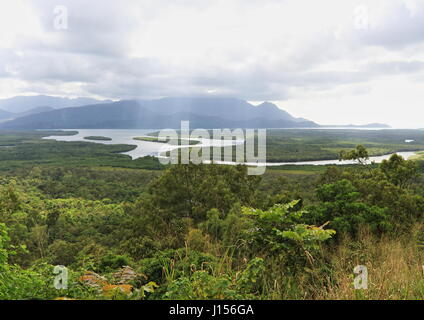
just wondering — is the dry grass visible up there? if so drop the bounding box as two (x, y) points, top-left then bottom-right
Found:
(184, 224), (424, 300)
(314, 225), (424, 300)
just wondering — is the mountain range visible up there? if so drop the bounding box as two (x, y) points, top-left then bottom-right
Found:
(0, 95), (109, 114)
(0, 106), (57, 121)
(0, 96), (319, 129)
(0, 95), (111, 122)
(0, 95), (390, 129)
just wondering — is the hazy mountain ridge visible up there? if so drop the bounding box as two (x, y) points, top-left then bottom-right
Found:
(0, 106), (60, 122)
(138, 98), (303, 123)
(0, 109), (13, 120)
(0, 95), (111, 113)
(0, 97), (319, 129)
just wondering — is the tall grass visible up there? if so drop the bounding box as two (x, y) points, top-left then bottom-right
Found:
(312, 225), (424, 300)
(177, 224), (424, 300)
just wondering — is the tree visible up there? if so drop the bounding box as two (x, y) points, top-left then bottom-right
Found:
(380, 154), (419, 188)
(339, 145), (369, 165)
(242, 201), (335, 267)
(0, 223), (10, 267)
(310, 179), (390, 236)
(144, 163), (260, 223)
(126, 164), (261, 251)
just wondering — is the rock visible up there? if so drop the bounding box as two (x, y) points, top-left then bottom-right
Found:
(113, 266), (139, 284)
(79, 271), (108, 289)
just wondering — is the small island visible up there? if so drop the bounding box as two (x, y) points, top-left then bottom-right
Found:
(134, 136), (200, 145)
(83, 136), (112, 141)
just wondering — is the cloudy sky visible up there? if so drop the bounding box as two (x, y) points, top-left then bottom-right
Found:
(1, 0), (424, 127)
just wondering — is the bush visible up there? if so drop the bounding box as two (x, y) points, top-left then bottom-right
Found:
(138, 248), (217, 285)
(98, 253), (132, 272)
(242, 201), (335, 269)
(310, 179), (391, 236)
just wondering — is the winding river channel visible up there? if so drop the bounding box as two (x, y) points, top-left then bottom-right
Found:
(43, 129), (418, 166)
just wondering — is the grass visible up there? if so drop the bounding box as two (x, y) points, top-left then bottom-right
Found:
(178, 223), (424, 300)
(315, 226), (424, 300)
(410, 151), (424, 161)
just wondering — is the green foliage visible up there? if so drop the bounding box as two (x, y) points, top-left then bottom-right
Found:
(138, 248), (217, 286)
(164, 271), (241, 300)
(164, 257), (265, 300)
(315, 152), (424, 234)
(0, 225), (59, 300)
(98, 253), (132, 272)
(124, 164), (261, 251)
(311, 179), (390, 235)
(199, 209), (225, 241)
(242, 201), (335, 268)
(236, 257), (266, 293)
(0, 223), (10, 266)
(0, 264), (57, 300)
(339, 145), (369, 164)
(147, 163), (260, 222)
(380, 153), (419, 188)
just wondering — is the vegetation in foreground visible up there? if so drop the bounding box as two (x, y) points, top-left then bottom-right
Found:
(2, 131), (424, 299)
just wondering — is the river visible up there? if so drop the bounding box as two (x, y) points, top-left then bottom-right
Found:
(42, 129), (418, 166)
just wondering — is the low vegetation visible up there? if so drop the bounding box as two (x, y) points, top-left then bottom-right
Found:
(84, 136), (112, 141)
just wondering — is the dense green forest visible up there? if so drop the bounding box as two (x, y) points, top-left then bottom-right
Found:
(2, 130), (424, 300)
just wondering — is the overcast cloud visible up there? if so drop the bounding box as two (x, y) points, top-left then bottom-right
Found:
(1, 0), (424, 127)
